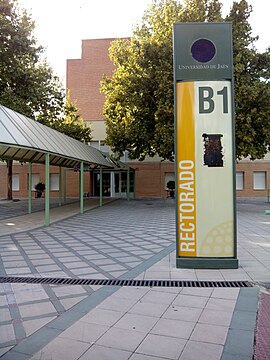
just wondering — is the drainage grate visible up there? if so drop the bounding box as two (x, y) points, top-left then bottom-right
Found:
(0, 276), (252, 288)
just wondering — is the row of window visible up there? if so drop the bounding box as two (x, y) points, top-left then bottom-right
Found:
(164, 172), (268, 191)
(10, 171), (269, 192)
(236, 171), (267, 190)
(12, 174), (59, 191)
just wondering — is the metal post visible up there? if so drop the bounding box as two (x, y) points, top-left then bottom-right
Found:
(80, 161), (84, 214)
(63, 167), (67, 203)
(58, 166), (62, 207)
(99, 167), (103, 207)
(28, 162), (32, 214)
(127, 168), (130, 201)
(133, 170), (136, 199)
(45, 153), (50, 226)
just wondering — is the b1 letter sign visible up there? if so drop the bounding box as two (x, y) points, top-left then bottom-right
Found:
(173, 23), (238, 269)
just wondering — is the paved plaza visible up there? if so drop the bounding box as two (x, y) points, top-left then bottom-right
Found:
(0, 197), (269, 359)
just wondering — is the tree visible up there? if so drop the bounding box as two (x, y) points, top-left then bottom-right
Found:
(0, 0), (91, 199)
(226, 1), (270, 159)
(101, 0), (270, 161)
(42, 92), (92, 143)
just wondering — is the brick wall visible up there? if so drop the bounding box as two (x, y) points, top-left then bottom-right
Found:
(66, 38), (117, 121)
(131, 162), (174, 198)
(236, 162), (270, 197)
(0, 163), (92, 199)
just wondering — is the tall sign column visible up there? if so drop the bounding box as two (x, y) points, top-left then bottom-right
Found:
(173, 23), (238, 269)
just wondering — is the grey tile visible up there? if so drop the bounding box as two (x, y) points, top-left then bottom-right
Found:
(173, 294), (209, 309)
(0, 324), (15, 343)
(113, 313), (158, 332)
(36, 264), (61, 272)
(211, 288), (239, 300)
(79, 344), (131, 360)
(136, 333), (186, 359)
(205, 298), (236, 312)
(190, 323), (228, 345)
(129, 301), (169, 318)
(19, 301), (57, 318)
(130, 354), (164, 360)
(112, 287), (149, 300)
(199, 308), (233, 326)
(98, 296), (138, 312)
(24, 316), (56, 336)
(59, 321), (109, 343)
(180, 340), (223, 360)
(151, 318), (195, 339)
(96, 327), (146, 352)
(180, 287), (213, 297)
(60, 296), (87, 310)
(141, 290), (177, 305)
(31, 337), (90, 360)
(82, 308), (124, 326)
(163, 305), (202, 323)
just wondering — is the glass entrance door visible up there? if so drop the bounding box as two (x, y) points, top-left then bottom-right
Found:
(113, 171), (133, 198)
(93, 172), (111, 197)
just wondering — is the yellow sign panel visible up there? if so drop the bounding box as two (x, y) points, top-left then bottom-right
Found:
(176, 82), (196, 257)
(176, 81), (234, 258)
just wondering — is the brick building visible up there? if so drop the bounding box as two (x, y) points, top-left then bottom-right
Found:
(0, 38), (269, 200)
(66, 38), (270, 199)
(66, 38), (175, 199)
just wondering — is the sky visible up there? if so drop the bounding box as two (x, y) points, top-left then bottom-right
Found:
(18, 0), (269, 84)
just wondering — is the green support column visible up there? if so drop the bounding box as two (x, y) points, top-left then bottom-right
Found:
(45, 153), (50, 226)
(80, 161), (84, 214)
(63, 168), (67, 203)
(133, 170), (136, 199)
(127, 168), (130, 201)
(28, 162), (32, 214)
(99, 167), (103, 207)
(59, 166), (62, 207)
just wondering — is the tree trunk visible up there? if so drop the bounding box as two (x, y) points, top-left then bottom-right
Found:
(7, 159), (13, 201)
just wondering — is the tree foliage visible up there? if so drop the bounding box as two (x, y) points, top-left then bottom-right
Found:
(101, 0), (270, 161)
(0, 0), (91, 199)
(0, 0), (91, 143)
(42, 92), (92, 143)
(226, 1), (270, 159)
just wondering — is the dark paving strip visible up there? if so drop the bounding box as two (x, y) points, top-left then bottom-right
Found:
(59, 230), (135, 271)
(253, 292), (270, 360)
(221, 287), (260, 360)
(0, 276), (252, 288)
(8, 235), (71, 319)
(42, 284), (66, 314)
(1, 243), (175, 360)
(26, 232), (97, 279)
(0, 252), (7, 276)
(37, 230), (116, 279)
(1, 283), (26, 348)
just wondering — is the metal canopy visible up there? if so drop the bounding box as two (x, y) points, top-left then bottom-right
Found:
(0, 104), (112, 168)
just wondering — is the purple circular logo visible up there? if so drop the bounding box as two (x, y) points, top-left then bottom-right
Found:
(191, 39), (216, 63)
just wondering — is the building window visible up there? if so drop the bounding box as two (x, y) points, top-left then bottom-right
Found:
(253, 172), (266, 190)
(236, 172), (244, 190)
(31, 174), (40, 191)
(12, 174), (19, 191)
(50, 174), (59, 191)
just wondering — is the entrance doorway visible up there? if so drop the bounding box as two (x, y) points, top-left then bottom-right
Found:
(93, 171), (134, 198)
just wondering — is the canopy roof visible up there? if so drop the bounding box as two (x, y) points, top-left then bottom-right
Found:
(0, 104), (112, 168)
